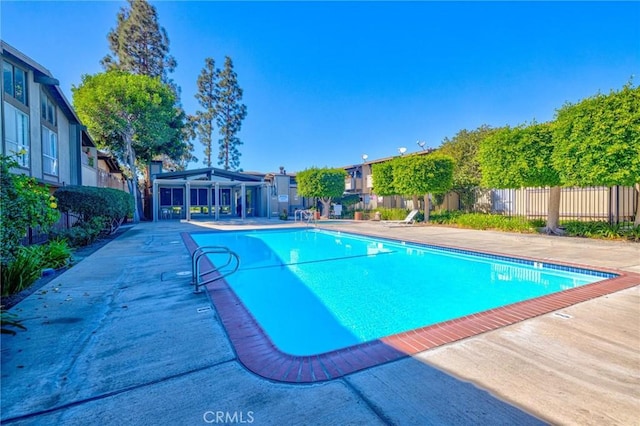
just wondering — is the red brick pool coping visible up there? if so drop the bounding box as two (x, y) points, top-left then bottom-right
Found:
(182, 231), (640, 383)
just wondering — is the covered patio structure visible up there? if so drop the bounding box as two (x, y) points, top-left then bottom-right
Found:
(151, 168), (273, 222)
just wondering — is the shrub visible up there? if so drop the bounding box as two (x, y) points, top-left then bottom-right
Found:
(55, 186), (133, 231)
(42, 238), (72, 269)
(51, 216), (106, 247)
(623, 225), (640, 242)
(430, 210), (463, 224)
(0, 154), (60, 267)
(453, 213), (538, 232)
(374, 208), (413, 221)
(1, 245), (45, 296)
(561, 220), (640, 241)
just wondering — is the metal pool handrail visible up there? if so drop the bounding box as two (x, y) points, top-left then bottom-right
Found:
(294, 209), (316, 226)
(191, 246), (240, 294)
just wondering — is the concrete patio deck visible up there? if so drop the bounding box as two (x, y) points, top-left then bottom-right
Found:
(1, 219), (638, 425)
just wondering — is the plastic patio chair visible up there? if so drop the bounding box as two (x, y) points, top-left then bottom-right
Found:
(382, 209), (419, 226)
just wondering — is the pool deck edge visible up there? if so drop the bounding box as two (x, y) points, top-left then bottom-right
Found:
(181, 230), (640, 384)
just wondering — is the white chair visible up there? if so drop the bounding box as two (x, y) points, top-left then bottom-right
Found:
(382, 209), (419, 226)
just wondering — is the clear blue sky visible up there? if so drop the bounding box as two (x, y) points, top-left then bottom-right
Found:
(2, 1), (639, 173)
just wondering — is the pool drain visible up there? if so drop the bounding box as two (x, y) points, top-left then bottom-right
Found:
(553, 312), (573, 319)
(197, 306), (212, 313)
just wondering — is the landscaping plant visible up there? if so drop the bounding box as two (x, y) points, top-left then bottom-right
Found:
(1, 245), (45, 296)
(50, 216), (106, 247)
(1, 308), (26, 335)
(42, 239), (72, 269)
(0, 154), (60, 267)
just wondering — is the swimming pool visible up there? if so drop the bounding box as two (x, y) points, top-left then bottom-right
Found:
(189, 228), (615, 357)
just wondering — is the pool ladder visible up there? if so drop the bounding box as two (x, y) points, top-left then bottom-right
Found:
(191, 246), (240, 294)
(294, 209), (316, 226)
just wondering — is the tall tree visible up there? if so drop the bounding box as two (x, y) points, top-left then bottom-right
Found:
(438, 125), (498, 211)
(392, 154), (455, 222)
(215, 56), (247, 171)
(73, 71), (180, 222)
(479, 122), (562, 233)
(100, 0), (191, 218)
(296, 167), (347, 218)
(553, 82), (640, 226)
(371, 161), (396, 196)
(192, 58), (218, 168)
(101, 0), (176, 81)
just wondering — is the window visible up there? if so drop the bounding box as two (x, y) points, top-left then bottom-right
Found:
(41, 91), (56, 126)
(3, 62), (27, 105)
(159, 187), (184, 206)
(172, 188), (184, 206)
(3, 102), (30, 167)
(190, 188), (209, 206)
(160, 188), (172, 206)
(42, 126), (58, 176)
(3, 63), (13, 97)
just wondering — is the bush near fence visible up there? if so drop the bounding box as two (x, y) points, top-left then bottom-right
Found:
(52, 186), (134, 246)
(463, 186), (637, 225)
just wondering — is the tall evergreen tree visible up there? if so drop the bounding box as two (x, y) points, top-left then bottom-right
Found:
(215, 57), (247, 171)
(101, 0), (176, 81)
(101, 0), (192, 169)
(100, 0), (193, 219)
(192, 58), (218, 168)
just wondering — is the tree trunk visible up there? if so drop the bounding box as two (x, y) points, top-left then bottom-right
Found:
(320, 198), (332, 219)
(424, 193), (430, 223)
(141, 160), (151, 221)
(125, 130), (140, 223)
(412, 195), (419, 211)
(635, 183), (640, 227)
(544, 186), (562, 234)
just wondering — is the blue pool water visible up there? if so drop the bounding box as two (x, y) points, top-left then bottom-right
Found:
(191, 229), (613, 356)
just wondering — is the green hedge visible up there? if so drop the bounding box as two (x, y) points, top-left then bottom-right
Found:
(55, 186), (133, 224)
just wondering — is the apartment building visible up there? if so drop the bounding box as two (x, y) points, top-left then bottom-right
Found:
(1, 40), (97, 191)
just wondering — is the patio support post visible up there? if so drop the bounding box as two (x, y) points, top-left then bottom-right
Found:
(214, 182), (220, 221)
(185, 181), (191, 221)
(241, 183), (246, 220)
(208, 183), (213, 218)
(267, 183), (271, 219)
(152, 180), (158, 222)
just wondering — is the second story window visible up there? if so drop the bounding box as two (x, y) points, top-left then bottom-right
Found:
(3, 102), (30, 168)
(41, 91), (57, 126)
(42, 126), (58, 176)
(3, 61), (28, 106)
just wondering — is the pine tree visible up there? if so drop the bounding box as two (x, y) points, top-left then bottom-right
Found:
(192, 58), (218, 168)
(101, 0), (176, 82)
(215, 57), (247, 171)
